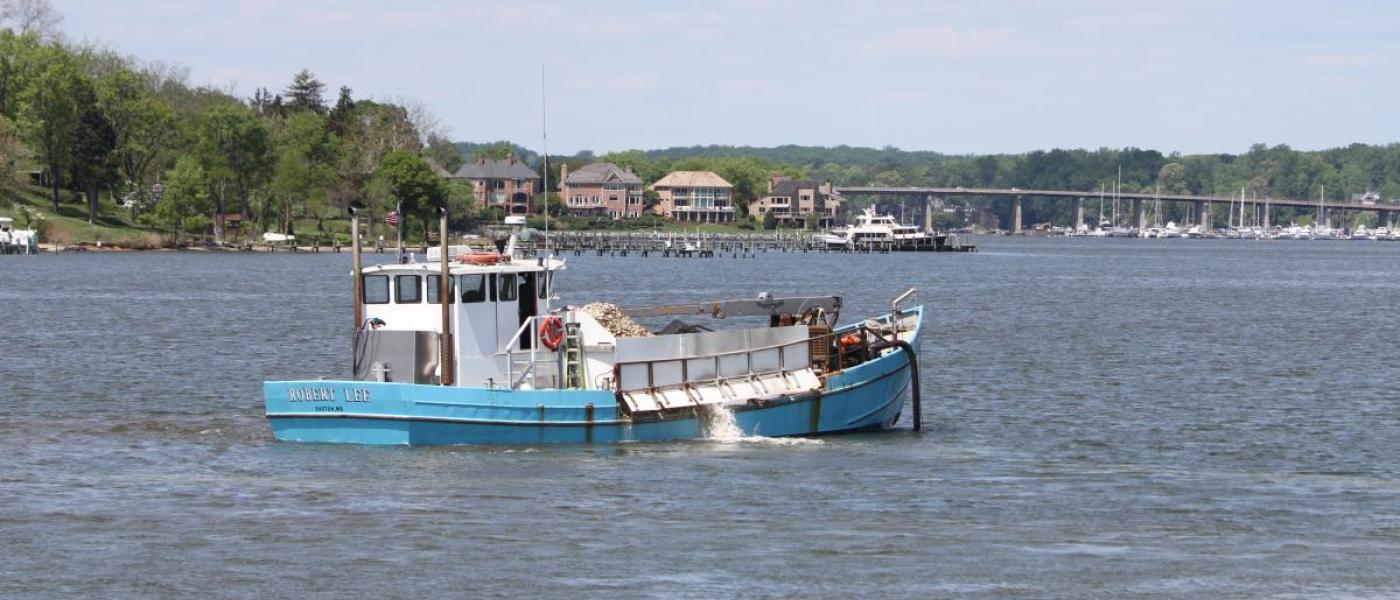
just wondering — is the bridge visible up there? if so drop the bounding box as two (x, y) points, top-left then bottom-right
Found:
(834, 186), (1398, 233)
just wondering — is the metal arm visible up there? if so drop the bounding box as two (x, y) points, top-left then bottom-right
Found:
(618, 294), (842, 320)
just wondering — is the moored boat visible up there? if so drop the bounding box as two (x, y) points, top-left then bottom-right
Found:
(264, 209), (925, 445)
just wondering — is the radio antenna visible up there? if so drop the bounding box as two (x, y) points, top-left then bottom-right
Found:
(540, 63), (550, 258)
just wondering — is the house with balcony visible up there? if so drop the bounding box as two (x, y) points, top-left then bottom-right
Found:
(751, 176), (844, 228)
(651, 171), (735, 223)
(450, 154), (541, 214)
(559, 162), (644, 218)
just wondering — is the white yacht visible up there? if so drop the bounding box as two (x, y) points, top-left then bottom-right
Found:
(822, 207), (928, 248)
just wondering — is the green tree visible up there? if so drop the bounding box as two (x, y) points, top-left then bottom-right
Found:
(426, 132), (463, 173)
(196, 102), (271, 239)
(472, 144), (513, 161)
(373, 150), (448, 236)
(1157, 162), (1188, 195)
(537, 191), (565, 217)
(761, 210), (776, 230)
(69, 79), (116, 223)
(642, 188), (661, 213)
(268, 111), (336, 235)
(0, 30), (42, 119)
(284, 69), (326, 114)
(17, 42), (81, 210)
(0, 114), (24, 196)
(326, 85), (353, 135)
(97, 68), (176, 194)
(153, 156), (211, 241)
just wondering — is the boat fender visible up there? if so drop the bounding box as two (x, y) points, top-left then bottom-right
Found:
(455, 252), (501, 265)
(838, 333), (862, 348)
(540, 316), (565, 350)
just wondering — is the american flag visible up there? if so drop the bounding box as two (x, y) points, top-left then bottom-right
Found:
(384, 210), (400, 226)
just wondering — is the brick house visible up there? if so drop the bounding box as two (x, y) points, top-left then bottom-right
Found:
(651, 171), (735, 223)
(450, 154), (541, 215)
(559, 163), (644, 218)
(751, 176), (844, 227)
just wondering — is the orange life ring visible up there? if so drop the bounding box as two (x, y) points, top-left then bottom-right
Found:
(539, 316), (565, 350)
(838, 333), (862, 348)
(455, 252), (501, 265)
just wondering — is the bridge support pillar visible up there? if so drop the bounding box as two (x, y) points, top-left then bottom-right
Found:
(1134, 199), (1145, 231)
(1201, 201), (1213, 230)
(1011, 196), (1023, 234)
(1381, 210), (1392, 229)
(1075, 197), (1085, 227)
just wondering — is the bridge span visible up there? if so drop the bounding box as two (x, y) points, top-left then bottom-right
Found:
(834, 186), (1397, 233)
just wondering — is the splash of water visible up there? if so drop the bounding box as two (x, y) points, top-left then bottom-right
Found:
(699, 403), (822, 445)
(700, 403), (746, 441)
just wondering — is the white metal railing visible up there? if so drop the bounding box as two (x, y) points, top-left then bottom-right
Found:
(500, 314), (561, 389)
(614, 307), (916, 394)
(613, 336), (812, 394)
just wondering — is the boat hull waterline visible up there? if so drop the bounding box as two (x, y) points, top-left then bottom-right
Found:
(265, 329), (919, 445)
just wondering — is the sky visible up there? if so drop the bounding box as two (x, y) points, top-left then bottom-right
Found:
(51, 0), (1400, 156)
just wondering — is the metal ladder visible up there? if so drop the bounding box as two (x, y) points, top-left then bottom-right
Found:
(561, 322), (586, 388)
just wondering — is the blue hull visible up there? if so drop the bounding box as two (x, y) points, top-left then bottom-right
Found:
(265, 313), (922, 445)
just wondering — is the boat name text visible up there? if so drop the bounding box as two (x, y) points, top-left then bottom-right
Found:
(286, 386), (371, 403)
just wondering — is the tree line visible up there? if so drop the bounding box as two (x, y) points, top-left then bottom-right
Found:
(0, 1), (470, 243)
(571, 143), (1400, 228)
(5, 0), (1399, 238)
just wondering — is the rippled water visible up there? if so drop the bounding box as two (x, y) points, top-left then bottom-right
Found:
(3, 238), (1399, 598)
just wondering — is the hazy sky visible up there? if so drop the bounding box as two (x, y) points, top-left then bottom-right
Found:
(53, 0), (1399, 155)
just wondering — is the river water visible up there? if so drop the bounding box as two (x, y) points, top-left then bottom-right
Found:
(2, 237), (1399, 598)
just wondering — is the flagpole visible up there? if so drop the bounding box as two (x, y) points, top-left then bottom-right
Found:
(395, 201), (404, 263)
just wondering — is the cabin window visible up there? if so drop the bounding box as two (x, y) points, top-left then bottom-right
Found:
(427, 275), (454, 304)
(363, 275), (390, 304)
(537, 271), (550, 299)
(395, 275), (422, 304)
(498, 274), (518, 302)
(459, 274), (487, 303)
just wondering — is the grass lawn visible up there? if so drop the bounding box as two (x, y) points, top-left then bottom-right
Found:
(0, 184), (830, 248)
(0, 184), (157, 246)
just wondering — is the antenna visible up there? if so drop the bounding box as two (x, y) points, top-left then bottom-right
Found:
(540, 63), (550, 257)
(540, 62), (552, 312)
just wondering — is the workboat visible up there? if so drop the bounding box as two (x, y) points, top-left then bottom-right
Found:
(263, 210), (925, 445)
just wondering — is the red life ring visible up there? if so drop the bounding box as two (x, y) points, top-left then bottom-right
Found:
(539, 316), (565, 350)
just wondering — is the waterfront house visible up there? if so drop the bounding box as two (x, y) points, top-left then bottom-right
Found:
(559, 163), (644, 218)
(752, 176), (844, 228)
(450, 154), (541, 215)
(651, 171), (735, 223)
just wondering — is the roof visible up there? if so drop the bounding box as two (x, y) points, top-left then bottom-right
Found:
(452, 157), (540, 180)
(565, 162), (641, 185)
(769, 179), (842, 200)
(425, 158), (454, 178)
(651, 170), (732, 189)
